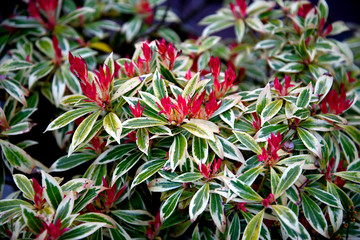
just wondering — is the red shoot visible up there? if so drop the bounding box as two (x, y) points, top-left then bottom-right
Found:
(205, 90), (222, 118)
(130, 100), (145, 117)
(40, 219), (69, 240)
(319, 18), (333, 37)
(32, 178), (44, 210)
(189, 91), (221, 120)
(209, 56), (221, 85)
(230, 0), (247, 19)
(198, 158), (222, 180)
(69, 52), (113, 109)
(52, 35), (62, 66)
(236, 202), (247, 212)
(157, 95), (189, 125)
(100, 177), (126, 212)
(135, 0), (153, 25)
(320, 85), (353, 115)
(185, 69), (192, 80)
(146, 211), (161, 240)
(125, 131), (137, 143)
(347, 72), (356, 83)
(324, 158), (347, 188)
(252, 112), (261, 132)
(142, 43), (153, 73)
(258, 132), (283, 166)
(85, 135), (106, 154)
(262, 193), (276, 208)
(122, 61), (136, 78)
(273, 76), (294, 96)
(27, 0), (58, 30)
(297, 3), (313, 18)
(155, 39), (181, 70)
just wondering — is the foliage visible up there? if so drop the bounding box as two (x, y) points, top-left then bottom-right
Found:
(0, 0), (360, 239)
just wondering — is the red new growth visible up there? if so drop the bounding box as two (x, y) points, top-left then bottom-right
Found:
(100, 177), (126, 212)
(258, 132), (283, 166)
(252, 112), (261, 132)
(142, 43), (153, 73)
(156, 39), (182, 70)
(324, 158), (347, 188)
(122, 61), (137, 78)
(209, 57), (236, 98)
(185, 69), (192, 80)
(198, 158), (221, 180)
(262, 193), (276, 208)
(69, 52), (113, 109)
(146, 211), (161, 240)
(130, 100), (145, 117)
(230, 0), (247, 19)
(274, 76), (294, 96)
(28, 0), (58, 30)
(347, 72), (356, 83)
(52, 35), (62, 66)
(40, 219), (69, 240)
(236, 202), (247, 212)
(157, 95), (189, 125)
(135, 0), (153, 25)
(320, 85), (353, 115)
(319, 17), (333, 37)
(32, 178), (44, 210)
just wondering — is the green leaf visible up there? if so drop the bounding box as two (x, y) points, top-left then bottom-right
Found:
(314, 74), (333, 103)
(228, 178), (262, 201)
(256, 84), (271, 115)
(301, 193), (329, 237)
(122, 117), (166, 129)
(49, 153), (96, 172)
(112, 152), (143, 184)
(0, 139), (36, 173)
(333, 171), (360, 183)
(218, 136), (245, 163)
(246, 17), (265, 32)
(122, 17), (142, 42)
(173, 172), (204, 182)
(192, 136), (208, 164)
(207, 136), (224, 160)
(272, 205), (301, 239)
(202, 21), (234, 36)
(254, 124), (288, 142)
(339, 132), (358, 163)
(189, 183), (210, 221)
(233, 130), (262, 154)
(153, 70), (168, 100)
(36, 37), (55, 58)
(13, 174), (34, 200)
(69, 110), (102, 155)
(112, 77), (142, 100)
(274, 161), (304, 198)
(58, 7), (95, 24)
(261, 100), (283, 124)
(46, 107), (98, 131)
(54, 191), (75, 222)
(94, 143), (137, 164)
(112, 209), (154, 225)
(103, 112), (122, 144)
(278, 62), (304, 73)
(297, 128), (322, 157)
(277, 155), (316, 170)
(52, 69), (66, 107)
(182, 119), (220, 141)
(228, 213), (241, 240)
(1, 122), (33, 136)
(109, 222), (132, 240)
(210, 193), (226, 233)
(0, 60), (33, 72)
(242, 209), (264, 240)
(59, 223), (106, 240)
(148, 178), (182, 192)
(21, 206), (43, 234)
(235, 19), (245, 43)
(1, 79), (28, 106)
(131, 159), (166, 188)
(182, 72), (199, 99)
(104, 52), (115, 77)
(160, 189), (183, 221)
(198, 36), (220, 53)
(169, 133), (187, 171)
(29, 61), (54, 88)
(296, 87), (311, 108)
(73, 188), (101, 213)
(136, 128), (149, 155)
(76, 212), (117, 228)
(305, 187), (342, 208)
(42, 170), (63, 209)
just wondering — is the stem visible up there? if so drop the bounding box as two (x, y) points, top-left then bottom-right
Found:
(257, 169), (269, 193)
